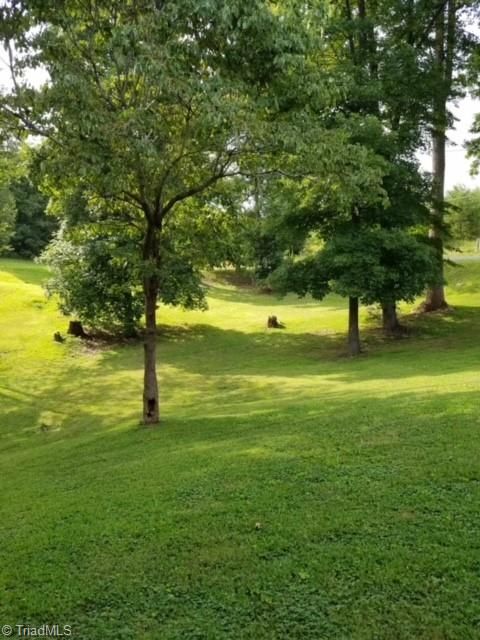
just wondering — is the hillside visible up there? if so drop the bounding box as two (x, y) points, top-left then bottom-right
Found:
(1, 258), (480, 639)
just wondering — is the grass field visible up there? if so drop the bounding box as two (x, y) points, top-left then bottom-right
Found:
(1, 258), (480, 639)
(446, 239), (480, 259)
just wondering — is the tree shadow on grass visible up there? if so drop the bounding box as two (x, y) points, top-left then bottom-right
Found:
(2, 304), (480, 446)
(205, 269), (343, 308)
(152, 303), (480, 377)
(41, 302), (477, 431)
(408, 304), (480, 334)
(8, 384), (480, 475)
(205, 283), (346, 309)
(2, 384), (480, 640)
(0, 258), (50, 287)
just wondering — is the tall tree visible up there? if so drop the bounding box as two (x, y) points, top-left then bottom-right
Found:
(335, 0), (479, 312)
(271, 152), (436, 354)
(0, 184), (16, 255)
(423, 0), (457, 310)
(466, 11), (480, 188)
(269, 0), (438, 352)
(0, 0), (319, 423)
(407, 0), (480, 310)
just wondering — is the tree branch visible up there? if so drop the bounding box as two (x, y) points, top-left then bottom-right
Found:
(162, 170), (226, 217)
(0, 103), (53, 139)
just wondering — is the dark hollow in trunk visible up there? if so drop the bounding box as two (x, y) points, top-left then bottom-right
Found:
(348, 296), (361, 356)
(381, 302), (402, 334)
(143, 275), (159, 424)
(67, 320), (87, 338)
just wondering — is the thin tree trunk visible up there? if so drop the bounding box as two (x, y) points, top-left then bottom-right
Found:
(381, 301), (401, 334)
(348, 296), (361, 355)
(142, 223), (160, 424)
(357, 0), (368, 54)
(424, 127), (448, 310)
(344, 0), (356, 62)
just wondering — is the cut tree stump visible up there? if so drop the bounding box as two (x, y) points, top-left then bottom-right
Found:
(53, 331), (65, 343)
(267, 315), (285, 329)
(67, 320), (87, 338)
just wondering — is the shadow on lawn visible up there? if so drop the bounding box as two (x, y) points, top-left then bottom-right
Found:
(2, 301), (480, 445)
(0, 259), (50, 287)
(205, 269), (344, 308)
(400, 304), (480, 339)
(205, 283), (346, 309)
(2, 337), (480, 465)
(86, 303), (480, 390)
(17, 302), (473, 435)
(7, 384), (480, 477)
(155, 303), (480, 374)
(2, 382), (480, 640)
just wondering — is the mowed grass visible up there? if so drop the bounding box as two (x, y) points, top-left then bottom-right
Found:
(1, 258), (480, 639)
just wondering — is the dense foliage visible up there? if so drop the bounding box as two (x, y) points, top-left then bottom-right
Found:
(10, 177), (56, 258)
(0, 183), (16, 255)
(42, 230), (144, 337)
(42, 225), (208, 337)
(447, 185), (480, 241)
(0, 146), (18, 255)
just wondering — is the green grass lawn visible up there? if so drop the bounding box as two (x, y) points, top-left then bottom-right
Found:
(1, 258), (480, 639)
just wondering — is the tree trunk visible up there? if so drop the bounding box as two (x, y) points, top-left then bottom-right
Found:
(424, 127), (448, 310)
(142, 223), (160, 424)
(381, 301), (401, 334)
(424, 2), (454, 312)
(348, 296), (361, 356)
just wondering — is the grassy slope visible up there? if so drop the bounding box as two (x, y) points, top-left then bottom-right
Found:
(446, 239), (480, 259)
(1, 258), (480, 639)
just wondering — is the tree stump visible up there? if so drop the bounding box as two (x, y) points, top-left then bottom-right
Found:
(267, 315), (285, 329)
(67, 320), (87, 338)
(53, 331), (65, 343)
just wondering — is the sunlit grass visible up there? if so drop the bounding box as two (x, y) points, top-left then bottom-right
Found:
(446, 238), (480, 258)
(1, 257), (480, 639)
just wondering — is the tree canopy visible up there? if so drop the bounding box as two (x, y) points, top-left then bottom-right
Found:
(0, 0), (335, 422)
(447, 185), (480, 241)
